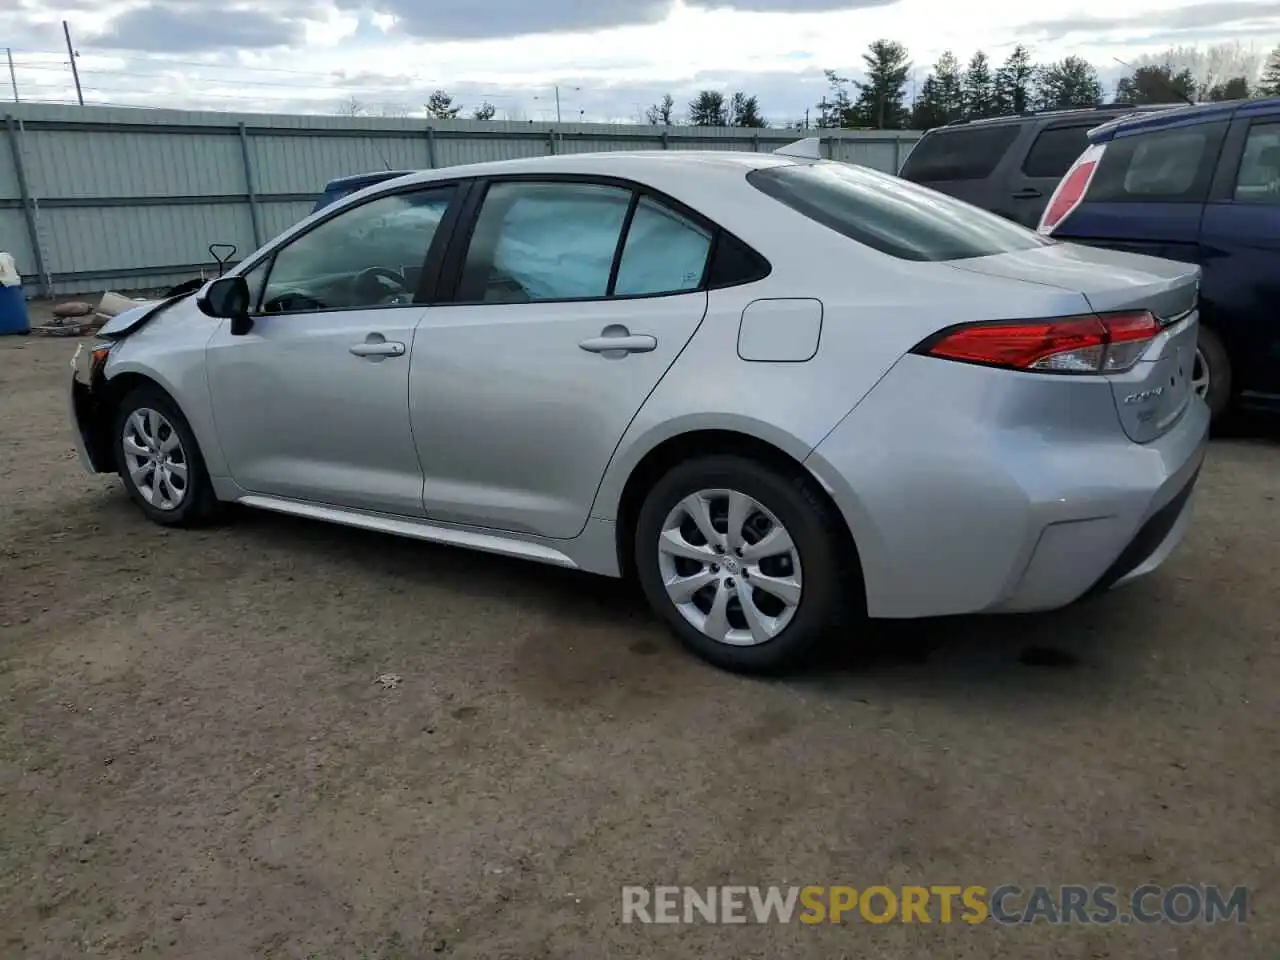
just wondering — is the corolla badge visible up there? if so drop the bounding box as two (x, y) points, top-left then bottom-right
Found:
(1124, 386), (1165, 405)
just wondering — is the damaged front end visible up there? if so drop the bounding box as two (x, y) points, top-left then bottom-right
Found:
(69, 338), (118, 473)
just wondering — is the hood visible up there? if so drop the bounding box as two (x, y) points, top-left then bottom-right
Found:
(946, 240), (1200, 319)
(97, 290), (197, 339)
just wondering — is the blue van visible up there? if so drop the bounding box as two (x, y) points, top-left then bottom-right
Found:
(1039, 98), (1280, 421)
(312, 169), (416, 213)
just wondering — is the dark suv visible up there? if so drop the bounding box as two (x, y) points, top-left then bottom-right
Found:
(899, 105), (1172, 228)
(1039, 98), (1280, 420)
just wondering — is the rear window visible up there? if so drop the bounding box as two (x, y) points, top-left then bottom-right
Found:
(1021, 126), (1092, 179)
(747, 161), (1051, 262)
(898, 125), (1021, 182)
(1086, 121), (1227, 203)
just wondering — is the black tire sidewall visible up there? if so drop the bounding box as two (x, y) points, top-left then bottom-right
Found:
(634, 455), (845, 673)
(1197, 326), (1231, 421)
(113, 386), (216, 526)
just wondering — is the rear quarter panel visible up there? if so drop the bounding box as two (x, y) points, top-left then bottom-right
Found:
(588, 202), (1091, 522)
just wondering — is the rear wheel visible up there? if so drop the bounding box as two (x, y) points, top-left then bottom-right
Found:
(634, 455), (855, 674)
(1194, 326), (1231, 422)
(114, 385), (221, 527)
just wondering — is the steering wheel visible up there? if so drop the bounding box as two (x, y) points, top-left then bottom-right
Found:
(263, 291), (326, 314)
(354, 266), (409, 304)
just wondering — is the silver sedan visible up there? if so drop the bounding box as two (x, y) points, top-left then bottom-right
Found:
(69, 144), (1208, 673)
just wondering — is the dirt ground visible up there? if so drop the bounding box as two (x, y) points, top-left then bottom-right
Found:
(2, 322), (1278, 959)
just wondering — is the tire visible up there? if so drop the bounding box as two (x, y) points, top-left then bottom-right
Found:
(633, 454), (857, 674)
(1195, 326), (1231, 423)
(113, 385), (221, 527)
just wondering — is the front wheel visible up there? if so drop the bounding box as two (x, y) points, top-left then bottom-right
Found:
(634, 455), (855, 674)
(114, 385), (221, 527)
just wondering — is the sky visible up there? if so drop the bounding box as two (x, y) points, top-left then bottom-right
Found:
(5, 0), (1280, 123)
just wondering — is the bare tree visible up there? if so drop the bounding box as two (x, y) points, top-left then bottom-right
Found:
(337, 95), (366, 117)
(645, 94), (675, 125)
(1135, 42), (1263, 96)
(375, 102), (411, 118)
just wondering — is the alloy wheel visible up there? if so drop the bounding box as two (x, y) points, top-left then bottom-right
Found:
(657, 488), (803, 646)
(1192, 346), (1210, 400)
(122, 407), (188, 511)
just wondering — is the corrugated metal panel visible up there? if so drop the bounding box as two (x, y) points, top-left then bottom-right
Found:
(435, 134), (549, 168)
(259, 200), (315, 239)
(20, 130), (242, 200)
(41, 204), (254, 277)
(0, 210), (35, 274)
(0, 129), (19, 201)
(251, 134), (426, 194)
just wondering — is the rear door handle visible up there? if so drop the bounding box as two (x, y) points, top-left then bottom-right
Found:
(1012, 187), (1042, 199)
(350, 338), (405, 359)
(579, 324), (657, 357)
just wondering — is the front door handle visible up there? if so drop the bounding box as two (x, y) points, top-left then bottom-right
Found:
(1012, 187), (1042, 199)
(579, 324), (657, 358)
(350, 334), (405, 360)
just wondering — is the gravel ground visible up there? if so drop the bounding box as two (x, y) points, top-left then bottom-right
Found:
(2, 323), (1278, 959)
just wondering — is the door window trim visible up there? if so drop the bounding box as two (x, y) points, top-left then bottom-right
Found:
(236, 179), (472, 319)
(434, 172), (769, 307)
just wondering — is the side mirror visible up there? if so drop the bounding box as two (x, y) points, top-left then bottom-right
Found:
(197, 275), (254, 335)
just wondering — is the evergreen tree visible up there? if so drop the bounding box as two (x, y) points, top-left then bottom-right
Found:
(1258, 45), (1280, 96)
(933, 51), (965, 124)
(425, 90), (461, 120)
(1114, 64), (1196, 104)
(688, 90), (728, 126)
(994, 44), (1036, 115)
(471, 102), (496, 120)
(852, 39), (911, 129)
(963, 51), (996, 119)
(729, 92), (766, 127)
(910, 74), (950, 130)
(1207, 77), (1251, 101)
(816, 70), (854, 127)
(1035, 57), (1103, 110)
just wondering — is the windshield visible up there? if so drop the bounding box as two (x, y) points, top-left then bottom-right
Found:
(747, 161), (1052, 262)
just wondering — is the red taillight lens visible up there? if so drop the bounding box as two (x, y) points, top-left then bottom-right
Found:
(1038, 143), (1104, 235)
(920, 311), (1160, 374)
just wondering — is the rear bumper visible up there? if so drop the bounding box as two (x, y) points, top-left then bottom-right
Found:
(804, 353), (1211, 618)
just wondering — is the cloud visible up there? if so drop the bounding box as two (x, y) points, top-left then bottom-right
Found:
(340, 0), (900, 41)
(1018, 0), (1280, 41)
(87, 2), (317, 51)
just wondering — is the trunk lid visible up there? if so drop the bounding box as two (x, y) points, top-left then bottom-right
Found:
(947, 241), (1202, 443)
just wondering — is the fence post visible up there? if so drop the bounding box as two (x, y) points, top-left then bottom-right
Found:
(751, 133), (760, 153)
(893, 137), (903, 173)
(661, 129), (669, 150)
(4, 113), (49, 297)
(425, 126), (437, 168)
(237, 122), (263, 249)
(548, 129), (557, 155)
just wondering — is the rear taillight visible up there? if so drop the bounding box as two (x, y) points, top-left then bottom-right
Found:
(917, 311), (1160, 374)
(1038, 142), (1104, 235)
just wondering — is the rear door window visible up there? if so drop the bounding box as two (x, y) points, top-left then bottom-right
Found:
(1087, 121), (1227, 203)
(1233, 121), (1280, 202)
(898, 125), (1021, 182)
(1021, 126), (1093, 179)
(748, 161), (1050, 261)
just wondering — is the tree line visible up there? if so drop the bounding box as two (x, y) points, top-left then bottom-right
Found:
(352, 42), (1280, 128)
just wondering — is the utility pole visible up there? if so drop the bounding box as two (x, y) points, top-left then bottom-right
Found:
(63, 20), (83, 106)
(804, 107), (809, 129)
(6, 48), (18, 102)
(554, 85), (561, 123)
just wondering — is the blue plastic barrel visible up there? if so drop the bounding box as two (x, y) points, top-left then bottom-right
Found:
(0, 281), (30, 335)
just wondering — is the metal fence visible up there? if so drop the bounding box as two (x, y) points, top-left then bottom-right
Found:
(1, 103), (922, 296)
